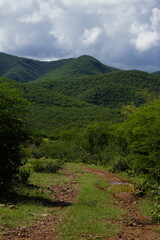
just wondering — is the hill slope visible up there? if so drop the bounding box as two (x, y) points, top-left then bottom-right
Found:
(0, 52), (72, 82)
(0, 78), (118, 137)
(36, 55), (118, 82)
(0, 53), (117, 83)
(30, 70), (160, 108)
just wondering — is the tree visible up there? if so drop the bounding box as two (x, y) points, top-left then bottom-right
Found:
(117, 100), (160, 181)
(0, 81), (30, 188)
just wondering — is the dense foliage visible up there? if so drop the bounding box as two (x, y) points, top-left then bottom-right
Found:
(0, 52), (72, 82)
(36, 55), (118, 82)
(0, 53), (117, 83)
(0, 81), (29, 188)
(0, 78), (119, 137)
(30, 70), (160, 108)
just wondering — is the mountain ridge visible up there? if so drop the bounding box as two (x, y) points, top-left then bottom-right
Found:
(0, 52), (117, 83)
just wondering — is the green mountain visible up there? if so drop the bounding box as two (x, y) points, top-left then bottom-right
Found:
(30, 70), (160, 108)
(36, 55), (118, 82)
(1, 52), (160, 137)
(0, 77), (118, 137)
(153, 71), (160, 76)
(0, 52), (72, 82)
(0, 53), (117, 83)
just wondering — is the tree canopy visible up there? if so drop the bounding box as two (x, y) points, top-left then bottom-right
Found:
(0, 82), (30, 187)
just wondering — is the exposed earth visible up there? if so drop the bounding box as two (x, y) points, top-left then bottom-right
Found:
(0, 167), (159, 240)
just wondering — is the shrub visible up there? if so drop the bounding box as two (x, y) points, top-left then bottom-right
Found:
(152, 205), (160, 223)
(31, 159), (64, 173)
(0, 82), (30, 188)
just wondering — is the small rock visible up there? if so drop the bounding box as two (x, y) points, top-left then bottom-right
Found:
(132, 223), (137, 226)
(0, 204), (5, 208)
(41, 214), (49, 217)
(9, 205), (17, 209)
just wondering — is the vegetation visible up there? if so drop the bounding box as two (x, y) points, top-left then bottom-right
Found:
(0, 168), (64, 227)
(0, 53), (117, 83)
(0, 81), (30, 188)
(31, 158), (64, 173)
(0, 52), (73, 82)
(35, 55), (118, 82)
(0, 77), (119, 137)
(30, 70), (160, 108)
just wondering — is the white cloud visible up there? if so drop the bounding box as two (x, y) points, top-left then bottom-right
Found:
(151, 8), (160, 30)
(130, 6), (160, 52)
(60, 0), (138, 7)
(81, 27), (102, 46)
(130, 22), (149, 35)
(131, 31), (160, 52)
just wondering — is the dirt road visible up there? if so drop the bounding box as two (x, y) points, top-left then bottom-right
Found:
(1, 166), (159, 240)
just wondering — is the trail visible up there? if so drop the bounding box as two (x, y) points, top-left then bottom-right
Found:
(82, 166), (160, 240)
(0, 166), (159, 240)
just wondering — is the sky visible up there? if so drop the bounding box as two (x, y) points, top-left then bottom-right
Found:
(0, 0), (160, 72)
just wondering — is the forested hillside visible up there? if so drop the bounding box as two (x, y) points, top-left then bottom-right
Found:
(1, 52), (160, 136)
(0, 53), (117, 83)
(0, 77), (118, 137)
(35, 55), (118, 82)
(0, 52), (72, 82)
(29, 69), (160, 108)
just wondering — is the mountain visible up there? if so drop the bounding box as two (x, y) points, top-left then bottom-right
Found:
(0, 77), (118, 137)
(0, 52), (72, 82)
(35, 55), (118, 82)
(0, 53), (117, 83)
(30, 69), (160, 108)
(153, 71), (160, 76)
(1, 52), (160, 137)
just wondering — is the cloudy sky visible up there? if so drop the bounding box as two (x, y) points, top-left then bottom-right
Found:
(0, 0), (160, 72)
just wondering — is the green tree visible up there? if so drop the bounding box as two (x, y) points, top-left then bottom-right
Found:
(117, 100), (160, 181)
(0, 81), (30, 188)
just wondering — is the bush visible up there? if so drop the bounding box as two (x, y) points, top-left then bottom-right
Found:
(152, 205), (160, 223)
(31, 159), (64, 173)
(0, 82), (30, 188)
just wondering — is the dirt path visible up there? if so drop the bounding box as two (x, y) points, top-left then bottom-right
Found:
(0, 166), (160, 240)
(82, 166), (160, 240)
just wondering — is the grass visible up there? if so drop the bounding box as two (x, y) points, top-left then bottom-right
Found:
(59, 172), (125, 240)
(137, 199), (155, 218)
(0, 185), (53, 227)
(0, 202), (50, 226)
(0, 166), (70, 227)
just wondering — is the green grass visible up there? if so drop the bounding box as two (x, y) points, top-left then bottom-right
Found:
(0, 168), (70, 227)
(0, 203), (50, 226)
(59, 173), (125, 240)
(29, 171), (71, 186)
(137, 199), (155, 218)
(0, 185), (52, 227)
